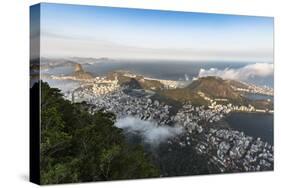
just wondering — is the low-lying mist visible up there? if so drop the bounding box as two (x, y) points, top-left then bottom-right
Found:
(115, 116), (183, 146)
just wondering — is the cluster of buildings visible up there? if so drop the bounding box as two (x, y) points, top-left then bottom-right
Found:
(173, 104), (223, 134)
(90, 76), (119, 96)
(198, 91), (271, 113)
(231, 81), (273, 96)
(209, 101), (256, 113)
(51, 74), (92, 82)
(60, 78), (273, 173)
(168, 103), (273, 172)
(199, 129), (273, 172)
(63, 76), (120, 102)
(87, 89), (173, 126)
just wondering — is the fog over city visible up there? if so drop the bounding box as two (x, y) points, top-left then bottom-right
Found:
(115, 116), (183, 145)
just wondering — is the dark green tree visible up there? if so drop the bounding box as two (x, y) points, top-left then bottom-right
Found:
(34, 82), (159, 184)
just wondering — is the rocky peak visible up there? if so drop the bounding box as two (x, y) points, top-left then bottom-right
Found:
(74, 63), (84, 72)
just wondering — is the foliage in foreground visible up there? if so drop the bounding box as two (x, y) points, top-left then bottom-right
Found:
(35, 82), (159, 184)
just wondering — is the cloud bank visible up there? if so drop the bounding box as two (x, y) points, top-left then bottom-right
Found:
(115, 116), (183, 145)
(198, 63), (273, 81)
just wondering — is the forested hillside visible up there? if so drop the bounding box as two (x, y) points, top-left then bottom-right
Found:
(35, 82), (159, 184)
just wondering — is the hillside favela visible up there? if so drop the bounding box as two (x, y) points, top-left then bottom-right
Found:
(31, 3), (274, 184)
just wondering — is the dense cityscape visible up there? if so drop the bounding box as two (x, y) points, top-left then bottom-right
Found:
(51, 66), (274, 173)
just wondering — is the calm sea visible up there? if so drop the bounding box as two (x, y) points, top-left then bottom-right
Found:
(84, 60), (273, 87)
(86, 61), (245, 80)
(42, 60), (273, 88)
(226, 113), (273, 145)
(244, 93), (273, 101)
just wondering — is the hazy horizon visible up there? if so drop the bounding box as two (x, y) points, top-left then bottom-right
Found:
(36, 3), (274, 62)
(34, 3), (273, 62)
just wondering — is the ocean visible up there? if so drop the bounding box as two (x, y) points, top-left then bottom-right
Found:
(42, 60), (273, 88)
(86, 60), (245, 79)
(84, 60), (274, 88)
(226, 112), (273, 145)
(244, 93), (273, 101)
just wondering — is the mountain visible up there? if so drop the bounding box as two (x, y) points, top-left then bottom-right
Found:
(188, 76), (243, 101)
(40, 57), (77, 70)
(155, 77), (253, 107)
(186, 76), (274, 109)
(72, 63), (95, 80)
(225, 79), (249, 89)
(106, 71), (164, 90)
(70, 57), (111, 64)
(74, 63), (83, 72)
(157, 88), (208, 106)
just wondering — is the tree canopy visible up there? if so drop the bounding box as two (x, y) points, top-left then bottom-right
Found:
(36, 82), (159, 184)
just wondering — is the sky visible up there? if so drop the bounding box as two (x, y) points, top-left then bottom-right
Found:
(38, 3), (274, 62)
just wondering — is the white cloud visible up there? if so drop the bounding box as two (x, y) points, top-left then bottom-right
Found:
(115, 116), (183, 145)
(198, 63), (274, 81)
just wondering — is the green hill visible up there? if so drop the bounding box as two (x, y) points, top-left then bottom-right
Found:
(156, 76), (251, 106)
(188, 77), (240, 98)
(106, 71), (164, 90)
(187, 76), (244, 103)
(157, 88), (208, 106)
(34, 82), (159, 184)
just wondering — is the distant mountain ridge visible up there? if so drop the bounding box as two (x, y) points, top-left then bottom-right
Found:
(40, 57), (111, 69)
